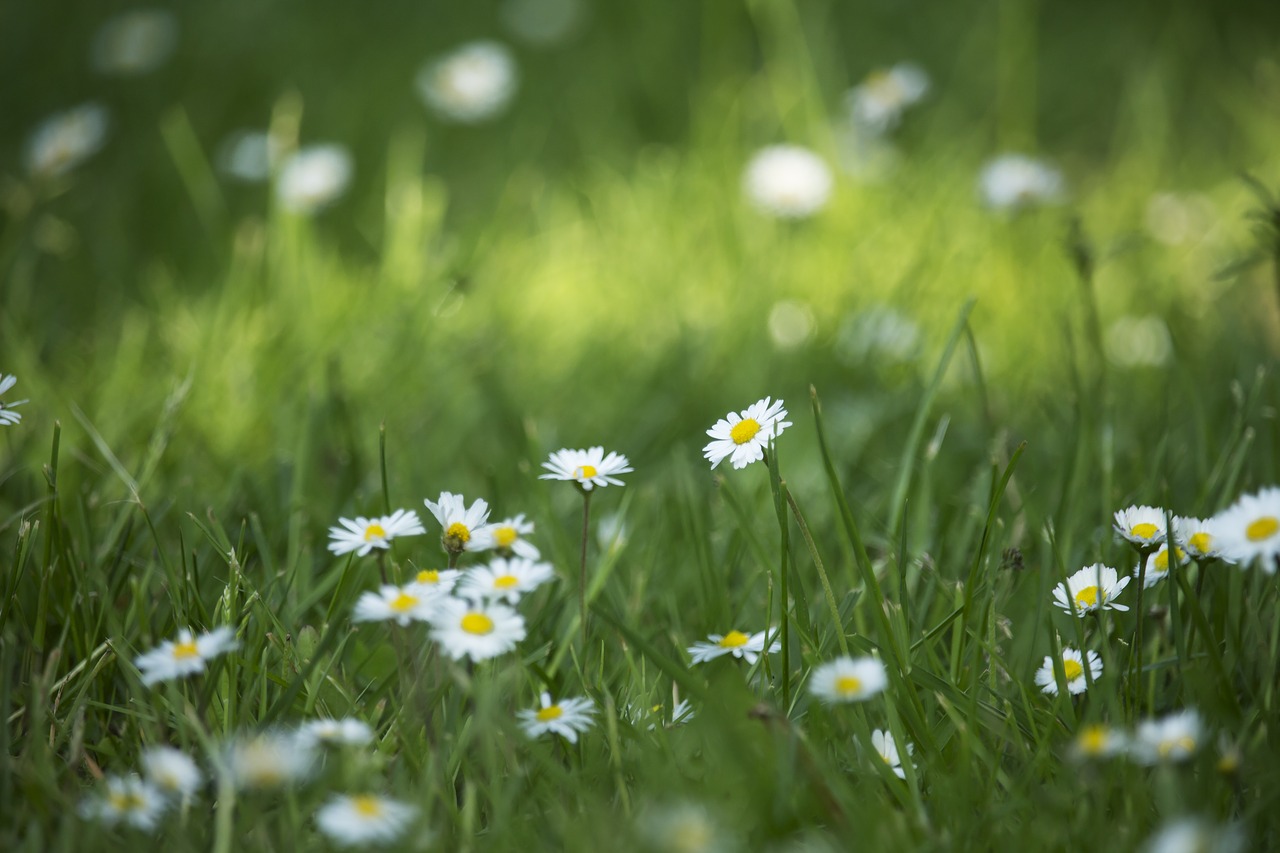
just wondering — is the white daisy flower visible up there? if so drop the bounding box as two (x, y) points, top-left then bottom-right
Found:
(540, 447), (633, 491)
(134, 626), (237, 686)
(1173, 516), (1232, 563)
(638, 802), (727, 853)
(428, 596), (526, 662)
(846, 63), (929, 134)
(687, 629), (779, 666)
(457, 556), (556, 604)
(869, 729), (914, 779)
(808, 656), (888, 704)
(79, 775), (168, 831)
(0, 374), (28, 426)
(1052, 564), (1130, 615)
(517, 692), (596, 743)
(742, 145), (833, 219)
(352, 583), (441, 626)
(296, 718), (374, 750)
(472, 514), (540, 559)
(315, 793), (417, 847)
(702, 397), (792, 470)
(407, 567), (462, 594)
(1071, 723), (1127, 761)
(220, 732), (316, 789)
(1131, 709), (1202, 764)
(26, 103), (110, 179)
(1143, 819), (1245, 853)
(217, 129), (283, 183)
(1212, 486), (1280, 570)
(1034, 647), (1102, 695)
(1136, 543), (1190, 588)
(90, 9), (178, 77)
(1113, 505), (1170, 548)
(978, 153), (1064, 211)
(424, 492), (492, 554)
(141, 746), (202, 800)
(276, 144), (352, 213)
(416, 41), (518, 124)
(328, 509), (426, 557)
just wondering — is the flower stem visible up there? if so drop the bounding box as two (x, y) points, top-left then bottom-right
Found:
(580, 491), (592, 644)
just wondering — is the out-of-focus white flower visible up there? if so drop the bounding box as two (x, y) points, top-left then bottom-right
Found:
(0, 374), (28, 426)
(1173, 516), (1232, 563)
(315, 794), (417, 847)
(297, 718), (374, 749)
(457, 557), (556, 604)
(353, 583), (442, 626)
(1071, 723), (1127, 760)
(90, 9), (178, 76)
(845, 64), (929, 135)
(1136, 544), (1190, 589)
(26, 103), (110, 179)
(638, 802), (732, 853)
(1143, 819), (1244, 853)
(687, 629), (779, 666)
(743, 145), (833, 219)
(134, 627), (238, 686)
(1131, 709), (1202, 764)
(220, 732), (316, 789)
(472, 514), (540, 559)
(978, 154), (1063, 211)
(809, 657), (888, 704)
(416, 41), (518, 123)
(1212, 486), (1280, 571)
(79, 775), (168, 831)
(141, 746), (202, 801)
(1105, 315), (1174, 368)
(428, 596), (526, 662)
(1145, 192), (1216, 247)
(500, 0), (585, 47)
(596, 511), (628, 552)
(768, 300), (815, 350)
(217, 130), (283, 183)
(276, 145), (352, 213)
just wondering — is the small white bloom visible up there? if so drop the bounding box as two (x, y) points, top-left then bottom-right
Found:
(703, 397), (792, 470)
(276, 144), (352, 213)
(0, 374), (28, 426)
(869, 729), (914, 779)
(353, 583), (441, 626)
(79, 775), (168, 831)
(638, 802), (728, 853)
(1131, 709), (1202, 764)
(1113, 505), (1170, 548)
(743, 145), (833, 219)
(1173, 516), (1232, 563)
(808, 657), (888, 704)
(90, 9), (178, 76)
(978, 153), (1064, 211)
(540, 447), (633, 490)
(1212, 486), (1280, 570)
(1052, 564), (1130, 615)
(1071, 723), (1127, 760)
(428, 596), (526, 662)
(597, 511), (628, 552)
(407, 567), (462, 594)
(517, 692), (595, 743)
(297, 718), (374, 749)
(416, 41), (518, 123)
(423, 491), (492, 554)
(457, 556), (556, 604)
(846, 64), (929, 134)
(134, 626), (237, 686)
(1144, 819), (1245, 853)
(328, 509), (426, 557)
(315, 793), (417, 847)
(141, 746), (202, 800)
(1105, 315), (1174, 368)
(220, 732), (316, 789)
(217, 130), (282, 182)
(687, 629), (779, 666)
(1136, 543), (1190, 588)
(26, 103), (110, 179)
(1034, 647), (1102, 695)
(472, 514), (540, 559)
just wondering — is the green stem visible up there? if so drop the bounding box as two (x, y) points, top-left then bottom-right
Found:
(764, 449), (791, 707)
(785, 490), (849, 657)
(580, 491), (592, 645)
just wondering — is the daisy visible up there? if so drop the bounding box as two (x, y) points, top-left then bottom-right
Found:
(1174, 516), (1232, 563)
(1131, 709), (1202, 764)
(869, 729), (914, 779)
(472, 514), (540, 559)
(408, 567), (462, 594)
(428, 596), (526, 662)
(220, 732), (316, 789)
(328, 509), (426, 557)
(218, 129), (282, 183)
(352, 583), (440, 626)
(703, 397), (792, 470)
(0, 374), (27, 426)
(423, 492), (492, 555)
(79, 775), (168, 831)
(134, 626), (237, 686)
(276, 144), (352, 213)
(742, 145), (833, 219)
(517, 692), (596, 743)
(687, 629), (779, 665)
(1143, 819), (1244, 853)
(26, 103), (110, 179)
(416, 41), (518, 123)
(1113, 505), (1169, 548)
(296, 718), (374, 749)
(141, 746), (202, 801)
(638, 803), (725, 853)
(846, 63), (929, 134)
(808, 656), (888, 704)
(1136, 544), (1189, 588)
(457, 556), (556, 604)
(1212, 486), (1280, 570)
(1034, 647), (1102, 695)
(90, 9), (178, 76)
(1052, 564), (1130, 615)
(315, 793), (417, 847)
(1071, 723), (1127, 760)
(540, 447), (633, 491)
(978, 153), (1064, 211)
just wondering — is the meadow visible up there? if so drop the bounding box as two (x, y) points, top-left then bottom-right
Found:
(3, 0), (1280, 850)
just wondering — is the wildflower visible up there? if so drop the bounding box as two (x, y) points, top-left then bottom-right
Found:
(687, 629), (779, 665)
(1136, 544), (1189, 588)
(742, 145), (833, 219)
(702, 397), (792, 470)
(141, 746), (202, 801)
(79, 775), (168, 831)
(221, 732), (316, 789)
(90, 9), (178, 76)
(1105, 315), (1174, 368)
(26, 103), (110, 179)
(457, 556), (556, 604)
(517, 692), (596, 743)
(1131, 709), (1202, 764)
(353, 583), (440, 626)
(416, 41), (517, 123)
(1174, 516), (1231, 563)
(276, 144), (352, 213)
(218, 129), (281, 182)
(424, 492), (492, 555)
(869, 729), (914, 779)
(540, 447), (633, 491)
(134, 626), (237, 686)
(597, 511), (628, 552)
(296, 718), (374, 749)
(328, 509), (425, 557)
(845, 63), (929, 134)
(428, 596), (526, 662)
(472, 514), (540, 559)
(408, 567), (462, 594)
(315, 793), (417, 847)
(628, 698), (695, 731)
(1052, 564), (1130, 615)
(809, 657), (888, 704)
(638, 802), (727, 853)
(1034, 647), (1102, 695)
(0, 375), (28, 426)
(1143, 819), (1245, 853)
(1212, 486), (1280, 570)
(1113, 505), (1169, 548)
(978, 153), (1063, 211)
(1071, 723), (1127, 760)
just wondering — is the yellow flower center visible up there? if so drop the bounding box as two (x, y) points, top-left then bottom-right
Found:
(172, 640), (200, 660)
(1158, 736), (1196, 757)
(363, 523), (387, 542)
(1077, 725), (1108, 755)
(718, 630), (749, 648)
(389, 592), (419, 613)
(1246, 516), (1279, 542)
(1189, 532), (1212, 554)
(729, 418), (761, 445)
(494, 526), (518, 548)
(351, 795), (383, 817)
(416, 569), (440, 584)
(536, 705), (563, 722)
(460, 612), (494, 635)
(1130, 522), (1159, 540)
(108, 791), (146, 812)
(574, 464), (598, 480)
(446, 522), (471, 543)
(835, 676), (863, 695)
(1074, 586), (1100, 609)
(1062, 659), (1084, 681)
(493, 575), (519, 589)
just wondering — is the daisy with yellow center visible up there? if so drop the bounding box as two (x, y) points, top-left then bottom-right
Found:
(703, 397), (792, 470)
(687, 628), (780, 665)
(141, 746), (202, 800)
(1173, 516), (1232, 563)
(428, 596), (526, 661)
(809, 656), (889, 705)
(353, 583), (441, 626)
(517, 692), (596, 742)
(742, 145), (833, 219)
(0, 374), (28, 426)
(473, 514), (540, 559)
(424, 492), (492, 557)
(1071, 723), (1127, 760)
(869, 729), (915, 779)
(409, 567), (462, 595)
(1212, 486), (1280, 570)
(1112, 505), (1169, 548)
(26, 103), (110, 179)
(540, 447), (633, 491)
(1052, 564), (1130, 615)
(1132, 709), (1202, 764)
(416, 41), (518, 124)
(296, 718), (374, 749)
(1136, 543), (1190, 588)
(315, 793), (417, 847)
(1034, 647), (1103, 695)
(327, 508), (426, 557)
(846, 62), (929, 134)
(78, 775), (168, 831)
(220, 732), (316, 790)
(134, 626), (238, 687)
(457, 556), (556, 605)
